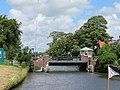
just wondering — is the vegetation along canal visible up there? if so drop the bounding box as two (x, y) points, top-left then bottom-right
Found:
(12, 66), (120, 90)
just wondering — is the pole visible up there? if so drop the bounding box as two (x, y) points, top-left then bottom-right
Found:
(108, 65), (110, 90)
(108, 76), (110, 90)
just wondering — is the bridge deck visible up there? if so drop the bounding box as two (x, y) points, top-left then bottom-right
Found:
(49, 61), (87, 66)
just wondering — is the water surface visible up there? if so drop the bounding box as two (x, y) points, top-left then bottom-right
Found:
(12, 66), (120, 90)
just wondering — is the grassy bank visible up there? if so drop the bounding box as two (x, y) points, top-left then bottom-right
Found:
(0, 65), (28, 90)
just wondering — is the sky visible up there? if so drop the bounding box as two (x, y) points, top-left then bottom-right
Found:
(0, 0), (120, 52)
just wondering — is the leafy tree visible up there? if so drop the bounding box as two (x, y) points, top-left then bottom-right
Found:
(49, 31), (66, 45)
(71, 45), (80, 57)
(72, 45), (80, 52)
(47, 16), (112, 62)
(47, 32), (78, 58)
(97, 45), (117, 72)
(74, 16), (111, 49)
(48, 36), (67, 57)
(111, 44), (120, 64)
(0, 15), (22, 60)
(16, 47), (32, 66)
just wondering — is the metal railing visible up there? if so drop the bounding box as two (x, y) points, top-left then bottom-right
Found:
(51, 56), (80, 61)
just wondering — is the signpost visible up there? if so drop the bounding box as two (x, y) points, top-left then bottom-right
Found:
(0, 48), (5, 63)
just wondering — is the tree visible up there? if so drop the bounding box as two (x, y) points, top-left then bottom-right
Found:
(49, 31), (66, 44)
(111, 44), (120, 64)
(71, 45), (80, 56)
(47, 15), (112, 60)
(97, 45), (117, 72)
(47, 32), (78, 58)
(74, 16), (111, 49)
(48, 36), (67, 58)
(16, 47), (32, 66)
(0, 15), (22, 60)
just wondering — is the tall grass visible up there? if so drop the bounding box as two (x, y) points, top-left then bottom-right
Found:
(0, 65), (28, 90)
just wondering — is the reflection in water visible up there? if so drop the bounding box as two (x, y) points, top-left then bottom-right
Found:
(12, 66), (120, 90)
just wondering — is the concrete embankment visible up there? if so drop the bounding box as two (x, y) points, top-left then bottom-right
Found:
(0, 65), (28, 90)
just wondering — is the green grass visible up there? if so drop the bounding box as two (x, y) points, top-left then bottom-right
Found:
(0, 65), (28, 90)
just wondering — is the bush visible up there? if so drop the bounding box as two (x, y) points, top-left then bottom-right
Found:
(16, 47), (32, 67)
(111, 44), (120, 64)
(3, 60), (10, 65)
(21, 62), (27, 68)
(97, 45), (117, 72)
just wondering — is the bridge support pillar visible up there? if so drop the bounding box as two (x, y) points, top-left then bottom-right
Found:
(43, 62), (49, 73)
(87, 61), (95, 73)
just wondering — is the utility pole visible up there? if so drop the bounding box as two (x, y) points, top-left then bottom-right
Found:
(34, 0), (40, 60)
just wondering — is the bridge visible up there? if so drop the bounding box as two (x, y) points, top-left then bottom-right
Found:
(49, 61), (87, 66)
(33, 55), (96, 72)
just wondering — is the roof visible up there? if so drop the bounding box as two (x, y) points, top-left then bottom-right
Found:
(80, 47), (93, 51)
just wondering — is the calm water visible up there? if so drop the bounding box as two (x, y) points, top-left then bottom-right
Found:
(12, 66), (120, 90)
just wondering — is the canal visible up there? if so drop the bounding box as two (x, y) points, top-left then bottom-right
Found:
(12, 66), (120, 90)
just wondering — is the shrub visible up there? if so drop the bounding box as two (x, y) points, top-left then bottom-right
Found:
(97, 45), (117, 72)
(3, 60), (10, 65)
(16, 47), (32, 67)
(21, 62), (27, 68)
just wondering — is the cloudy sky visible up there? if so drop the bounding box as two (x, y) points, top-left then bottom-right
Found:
(0, 0), (120, 52)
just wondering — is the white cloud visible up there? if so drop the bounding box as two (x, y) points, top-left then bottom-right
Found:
(66, 7), (79, 14)
(7, 0), (120, 52)
(7, 0), (91, 17)
(105, 14), (120, 39)
(9, 9), (30, 25)
(114, 2), (120, 12)
(99, 2), (120, 15)
(99, 7), (115, 15)
(7, 0), (92, 52)
(9, 9), (77, 52)
(98, 2), (120, 40)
